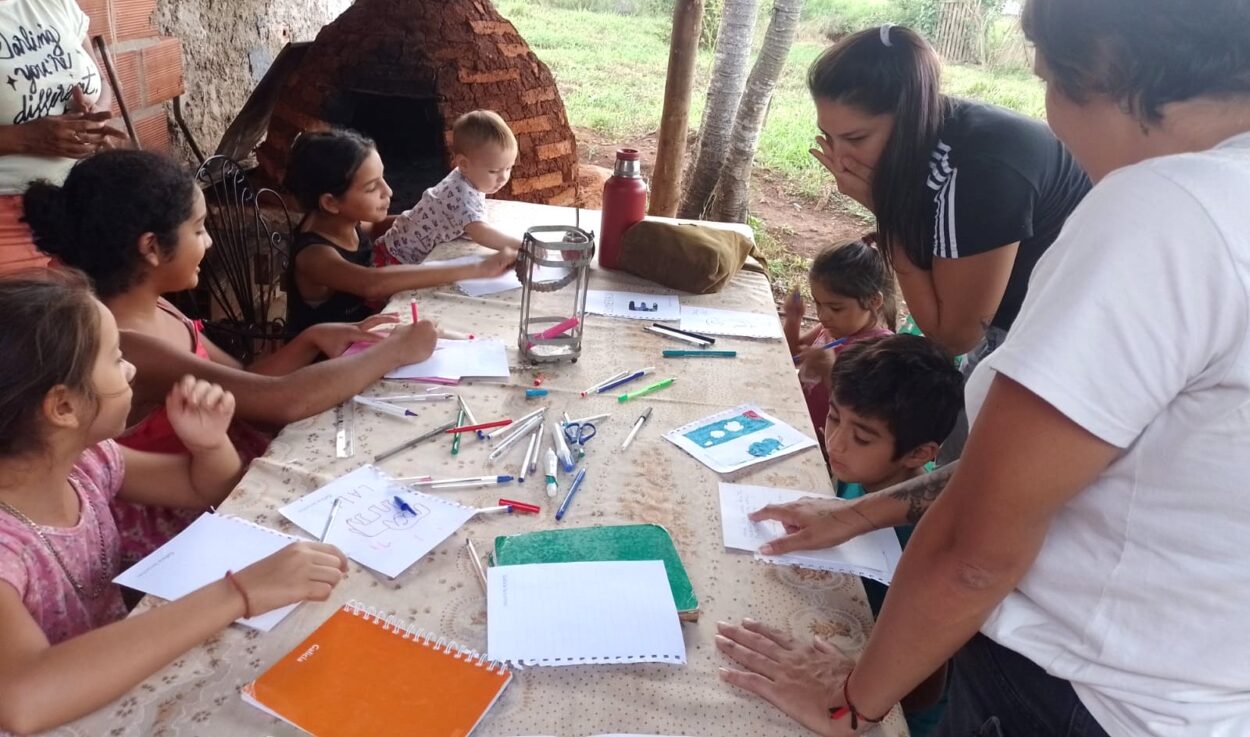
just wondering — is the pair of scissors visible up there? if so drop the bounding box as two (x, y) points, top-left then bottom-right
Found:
(563, 421), (597, 460)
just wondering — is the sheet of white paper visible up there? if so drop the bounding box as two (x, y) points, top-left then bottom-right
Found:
(487, 561), (686, 667)
(676, 305), (783, 340)
(585, 289), (681, 321)
(664, 404), (818, 474)
(279, 466), (477, 579)
(426, 256), (569, 298)
(718, 483), (903, 583)
(384, 339), (510, 380)
(113, 514), (300, 631)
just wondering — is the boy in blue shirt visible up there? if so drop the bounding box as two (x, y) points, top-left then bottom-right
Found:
(821, 333), (964, 735)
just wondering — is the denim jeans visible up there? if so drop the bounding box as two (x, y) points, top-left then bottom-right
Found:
(935, 634), (1111, 737)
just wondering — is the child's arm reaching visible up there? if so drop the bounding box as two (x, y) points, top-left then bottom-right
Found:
(0, 542), (348, 734)
(118, 376), (244, 510)
(464, 221), (523, 252)
(296, 245), (516, 302)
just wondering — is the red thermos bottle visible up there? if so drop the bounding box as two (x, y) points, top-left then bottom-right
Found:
(598, 148), (648, 270)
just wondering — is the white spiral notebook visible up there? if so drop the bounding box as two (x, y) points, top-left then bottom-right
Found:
(486, 560), (687, 667)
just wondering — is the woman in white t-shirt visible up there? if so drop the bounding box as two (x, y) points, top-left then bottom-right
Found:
(715, 0), (1250, 734)
(0, 0), (122, 274)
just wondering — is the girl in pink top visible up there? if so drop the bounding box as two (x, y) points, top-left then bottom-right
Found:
(0, 273), (349, 734)
(784, 237), (896, 446)
(21, 150), (440, 563)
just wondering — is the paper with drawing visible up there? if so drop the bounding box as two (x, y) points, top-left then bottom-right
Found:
(279, 465), (476, 578)
(718, 483), (903, 583)
(664, 404), (817, 474)
(585, 289), (681, 321)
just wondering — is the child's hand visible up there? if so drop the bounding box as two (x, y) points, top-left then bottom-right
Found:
(783, 289), (803, 331)
(749, 497), (872, 555)
(304, 313), (399, 357)
(474, 248), (517, 278)
(382, 320), (438, 365)
(166, 376), (236, 453)
(233, 542), (349, 615)
(797, 342), (836, 389)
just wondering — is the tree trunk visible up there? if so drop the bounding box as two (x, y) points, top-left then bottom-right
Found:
(709, 0), (804, 223)
(677, 0), (761, 220)
(649, 0), (705, 218)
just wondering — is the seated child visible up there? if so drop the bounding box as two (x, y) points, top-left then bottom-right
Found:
(0, 272), (346, 734)
(23, 150), (439, 564)
(283, 128), (516, 332)
(823, 333), (964, 736)
(784, 235), (895, 445)
(376, 110), (524, 265)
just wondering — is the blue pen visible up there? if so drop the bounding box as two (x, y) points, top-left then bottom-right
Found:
(554, 467), (587, 521)
(596, 367), (654, 394)
(393, 495), (417, 516)
(792, 337), (849, 364)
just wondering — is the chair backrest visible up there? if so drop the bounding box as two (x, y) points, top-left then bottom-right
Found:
(193, 155), (295, 362)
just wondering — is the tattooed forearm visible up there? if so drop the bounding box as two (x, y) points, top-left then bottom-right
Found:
(887, 460), (960, 525)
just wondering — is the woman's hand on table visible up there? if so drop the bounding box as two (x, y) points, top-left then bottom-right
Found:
(474, 247), (517, 278)
(381, 319), (438, 365)
(811, 134), (874, 211)
(235, 542), (349, 615)
(717, 619), (865, 736)
(306, 313), (399, 357)
(750, 496), (875, 555)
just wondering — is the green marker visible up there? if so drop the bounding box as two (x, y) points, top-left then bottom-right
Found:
(618, 377), (676, 403)
(662, 349), (737, 358)
(450, 407), (465, 455)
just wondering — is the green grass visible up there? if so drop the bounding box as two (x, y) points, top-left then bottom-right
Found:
(498, 1), (1044, 200)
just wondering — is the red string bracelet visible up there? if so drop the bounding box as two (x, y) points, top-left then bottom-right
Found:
(829, 670), (887, 729)
(223, 570), (253, 619)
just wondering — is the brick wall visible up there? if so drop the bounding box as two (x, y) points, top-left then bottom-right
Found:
(80, 0), (184, 152)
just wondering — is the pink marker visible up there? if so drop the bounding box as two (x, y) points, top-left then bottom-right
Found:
(533, 316), (579, 342)
(410, 299), (418, 322)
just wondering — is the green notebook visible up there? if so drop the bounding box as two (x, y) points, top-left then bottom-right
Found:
(493, 524), (699, 620)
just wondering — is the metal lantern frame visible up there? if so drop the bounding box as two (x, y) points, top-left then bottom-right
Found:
(516, 224), (596, 364)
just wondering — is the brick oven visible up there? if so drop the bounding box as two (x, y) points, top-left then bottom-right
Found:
(257, 0), (580, 213)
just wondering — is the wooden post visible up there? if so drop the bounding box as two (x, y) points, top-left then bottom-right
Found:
(649, 0), (704, 218)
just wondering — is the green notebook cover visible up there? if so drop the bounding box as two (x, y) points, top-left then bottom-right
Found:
(493, 524), (699, 617)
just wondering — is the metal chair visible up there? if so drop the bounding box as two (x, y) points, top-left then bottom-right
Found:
(189, 155), (295, 362)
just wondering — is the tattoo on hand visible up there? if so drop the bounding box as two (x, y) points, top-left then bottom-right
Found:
(887, 460), (959, 524)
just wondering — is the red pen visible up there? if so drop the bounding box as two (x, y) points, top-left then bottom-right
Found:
(446, 419), (513, 434)
(410, 298), (418, 322)
(499, 498), (540, 514)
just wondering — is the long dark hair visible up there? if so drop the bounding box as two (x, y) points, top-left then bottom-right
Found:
(808, 26), (948, 270)
(284, 129), (377, 211)
(810, 236), (898, 329)
(23, 151), (197, 299)
(0, 270), (102, 457)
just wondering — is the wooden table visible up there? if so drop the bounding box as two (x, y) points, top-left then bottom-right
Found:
(54, 201), (908, 737)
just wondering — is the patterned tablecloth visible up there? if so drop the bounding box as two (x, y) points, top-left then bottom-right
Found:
(53, 201), (908, 737)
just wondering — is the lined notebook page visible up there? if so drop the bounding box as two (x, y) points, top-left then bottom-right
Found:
(487, 561), (686, 666)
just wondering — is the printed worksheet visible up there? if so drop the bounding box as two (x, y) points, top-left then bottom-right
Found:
(585, 289), (681, 321)
(664, 404), (817, 474)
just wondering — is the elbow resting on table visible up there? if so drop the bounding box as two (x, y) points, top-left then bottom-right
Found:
(0, 683), (55, 736)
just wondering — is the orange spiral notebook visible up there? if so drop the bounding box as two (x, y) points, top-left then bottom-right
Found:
(242, 600), (512, 737)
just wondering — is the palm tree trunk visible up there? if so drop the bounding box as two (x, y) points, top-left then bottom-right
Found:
(677, 0), (761, 220)
(708, 0), (804, 224)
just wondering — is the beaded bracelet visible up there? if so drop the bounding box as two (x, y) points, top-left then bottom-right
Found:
(223, 570), (253, 619)
(829, 670), (887, 729)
